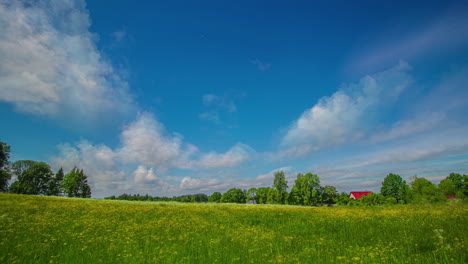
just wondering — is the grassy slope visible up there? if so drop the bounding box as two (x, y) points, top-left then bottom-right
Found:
(0, 194), (467, 264)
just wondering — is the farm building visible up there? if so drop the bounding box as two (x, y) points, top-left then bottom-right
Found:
(349, 191), (372, 199)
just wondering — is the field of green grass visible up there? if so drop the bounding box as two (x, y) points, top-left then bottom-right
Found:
(0, 193), (466, 263)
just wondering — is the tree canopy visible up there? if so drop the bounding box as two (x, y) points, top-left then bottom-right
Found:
(62, 168), (91, 198)
(380, 173), (408, 202)
(0, 141), (11, 192)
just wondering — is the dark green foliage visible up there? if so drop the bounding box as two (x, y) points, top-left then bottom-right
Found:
(360, 193), (385, 206)
(61, 168), (91, 198)
(380, 173), (408, 202)
(47, 168), (64, 196)
(272, 171), (288, 204)
(289, 173), (322, 206)
(321, 185), (338, 205)
(0, 141), (11, 192)
(255, 187), (272, 204)
(336, 192), (350, 205)
(209, 192), (222, 203)
(10, 161), (53, 195)
(220, 188), (246, 203)
(10, 160), (37, 179)
(246, 188), (257, 202)
(266, 188), (278, 204)
(442, 173), (468, 199)
(409, 177), (445, 203)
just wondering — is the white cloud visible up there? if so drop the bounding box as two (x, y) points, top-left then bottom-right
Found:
(133, 166), (167, 187)
(348, 11), (468, 73)
(281, 61), (412, 155)
(179, 177), (221, 191)
(49, 113), (255, 196)
(202, 94), (237, 113)
(370, 113), (445, 143)
(0, 0), (134, 121)
(198, 111), (220, 124)
(116, 113), (253, 170)
(49, 141), (127, 198)
(194, 143), (254, 169)
(117, 114), (187, 168)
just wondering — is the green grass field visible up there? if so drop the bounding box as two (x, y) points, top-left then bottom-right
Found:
(0, 194), (466, 263)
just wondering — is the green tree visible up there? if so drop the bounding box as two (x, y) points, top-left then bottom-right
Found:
(288, 185), (302, 205)
(10, 161), (53, 195)
(336, 192), (350, 205)
(360, 193), (385, 206)
(255, 187), (272, 204)
(246, 188), (257, 203)
(321, 185), (338, 205)
(220, 188), (246, 203)
(62, 168), (91, 198)
(410, 177), (444, 203)
(47, 168), (64, 196)
(438, 178), (456, 196)
(273, 171), (288, 204)
(380, 173), (408, 202)
(446, 173), (463, 189)
(443, 173), (467, 198)
(209, 192), (222, 203)
(291, 173), (321, 206)
(0, 141), (11, 192)
(266, 188), (279, 204)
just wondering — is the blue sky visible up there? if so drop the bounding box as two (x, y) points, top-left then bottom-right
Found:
(1, 0), (467, 198)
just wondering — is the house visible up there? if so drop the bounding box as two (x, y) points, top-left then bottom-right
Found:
(349, 191), (372, 199)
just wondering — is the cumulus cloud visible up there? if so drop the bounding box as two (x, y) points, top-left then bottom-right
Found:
(115, 113), (253, 170)
(117, 114), (189, 168)
(0, 0), (134, 121)
(49, 141), (127, 198)
(195, 143), (254, 169)
(281, 61), (412, 155)
(133, 166), (167, 187)
(49, 113), (255, 196)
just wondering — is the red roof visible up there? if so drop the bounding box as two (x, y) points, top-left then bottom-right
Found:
(350, 191), (372, 199)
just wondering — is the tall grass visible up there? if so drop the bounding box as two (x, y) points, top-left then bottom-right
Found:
(0, 193), (466, 263)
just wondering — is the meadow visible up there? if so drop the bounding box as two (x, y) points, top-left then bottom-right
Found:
(0, 194), (466, 264)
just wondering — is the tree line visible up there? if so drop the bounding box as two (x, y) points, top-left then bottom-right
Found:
(108, 171), (467, 206)
(105, 193), (209, 202)
(2, 140), (466, 205)
(0, 141), (91, 198)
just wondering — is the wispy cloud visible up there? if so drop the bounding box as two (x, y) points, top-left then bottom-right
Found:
(281, 61), (412, 156)
(202, 94), (237, 113)
(250, 59), (271, 72)
(112, 28), (127, 43)
(0, 0), (135, 122)
(348, 10), (468, 73)
(198, 111), (220, 124)
(199, 94), (237, 125)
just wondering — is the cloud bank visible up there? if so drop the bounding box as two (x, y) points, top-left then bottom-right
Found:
(50, 113), (254, 197)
